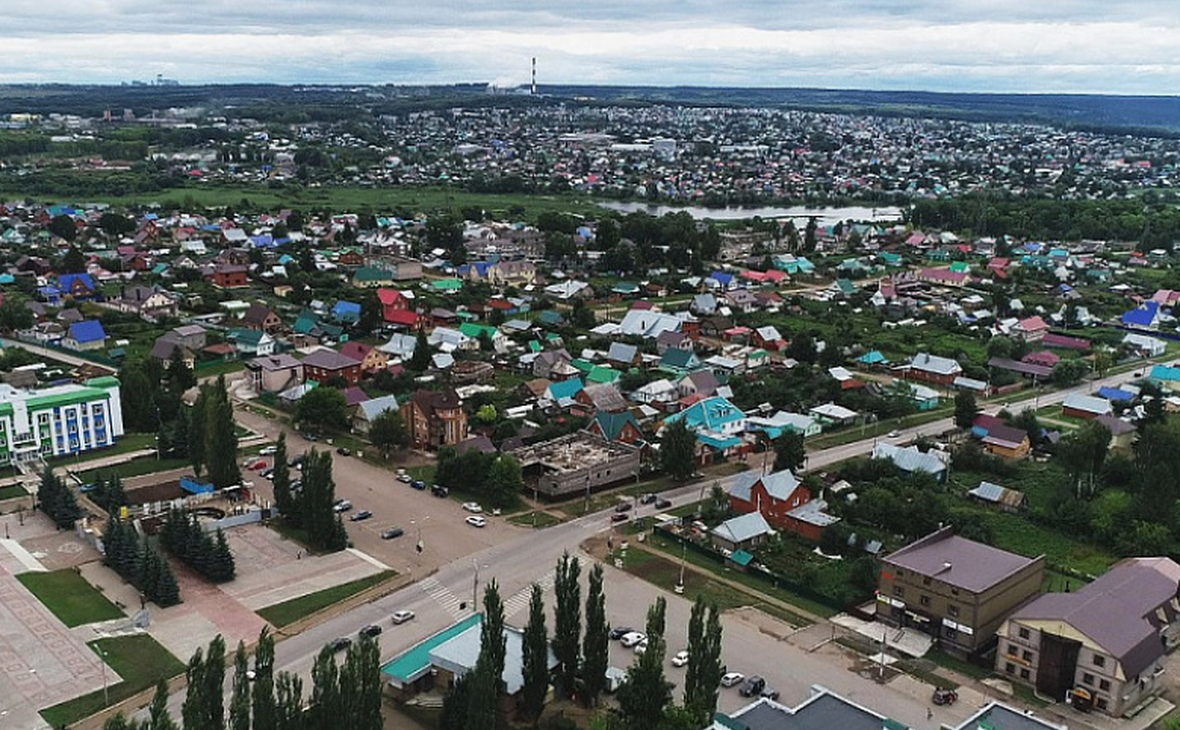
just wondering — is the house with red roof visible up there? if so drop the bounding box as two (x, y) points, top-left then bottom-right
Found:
(377, 288), (415, 323)
(1012, 316), (1049, 342)
(340, 341), (388, 373)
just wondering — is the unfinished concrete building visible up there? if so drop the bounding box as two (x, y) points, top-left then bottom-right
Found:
(512, 432), (641, 498)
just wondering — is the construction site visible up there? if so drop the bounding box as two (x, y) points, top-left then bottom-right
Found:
(511, 431), (641, 498)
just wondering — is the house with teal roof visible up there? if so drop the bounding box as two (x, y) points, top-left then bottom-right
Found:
(586, 366), (621, 385)
(664, 396), (748, 462)
(587, 410), (645, 445)
(858, 350), (888, 366)
(659, 348), (702, 376)
(878, 252), (903, 267)
(431, 278), (464, 292)
(544, 378), (585, 408)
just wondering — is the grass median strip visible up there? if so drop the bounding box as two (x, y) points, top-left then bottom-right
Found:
(256, 569), (397, 627)
(16, 569), (125, 627)
(40, 634), (185, 728)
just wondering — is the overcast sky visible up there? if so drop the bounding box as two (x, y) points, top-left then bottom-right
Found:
(4, 1), (1178, 94)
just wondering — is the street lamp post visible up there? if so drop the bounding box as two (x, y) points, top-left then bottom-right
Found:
(95, 647), (108, 704)
(675, 539), (687, 594)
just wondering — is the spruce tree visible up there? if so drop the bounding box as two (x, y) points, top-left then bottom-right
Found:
(520, 583), (549, 721)
(230, 641), (251, 730)
(189, 387), (208, 476)
(581, 563), (610, 706)
(212, 528), (236, 582)
(272, 432), (294, 521)
(551, 551), (582, 698)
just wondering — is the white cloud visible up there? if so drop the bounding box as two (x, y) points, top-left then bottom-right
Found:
(2, 2), (1179, 92)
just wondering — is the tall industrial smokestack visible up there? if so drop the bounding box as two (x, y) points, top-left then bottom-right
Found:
(531, 57), (537, 96)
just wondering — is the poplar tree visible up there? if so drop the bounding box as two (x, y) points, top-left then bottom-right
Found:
(229, 641), (251, 730)
(617, 597), (672, 730)
(551, 551), (582, 698)
(581, 563), (610, 706)
(520, 583), (549, 721)
(683, 596), (724, 725)
(252, 627), (277, 730)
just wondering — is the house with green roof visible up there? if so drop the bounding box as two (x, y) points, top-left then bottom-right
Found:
(659, 348), (702, 376)
(586, 365), (621, 385)
(431, 278), (464, 292)
(587, 410), (645, 446)
(352, 265), (394, 288)
(0, 377), (124, 465)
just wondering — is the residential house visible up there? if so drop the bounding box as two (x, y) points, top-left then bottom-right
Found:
(228, 329), (275, 357)
(726, 469), (835, 540)
(751, 325), (784, 351)
(1125, 333), (1167, 358)
(967, 482), (1027, 512)
(658, 348), (702, 377)
(663, 396), (748, 463)
(878, 527), (1044, 657)
(113, 286), (178, 321)
(1095, 414), (1138, 450)
(1012, 316), (1049, 342)
(981, 424), (1031, 460)
(206, 264), (249, 288)
(405, 388), (468, 450)
(377, 288), (421, 329)
(576, 383), (629, 414)
(676, 370), (719, 400)
(606, 342), (640, 369)
(340, 341), (388, 373)
(1062, 394), (1113, 420)
(379, 333), (419, 362)
(239, 303), (283, 333)
(532, 349), (576, 380)
(655, 329), (694, 355)
(711, 511), (773, 553)
(904, 352), (962, 386)
(332, 301), (361, 325)
(56, 273), (100, 301)
(63, 320), (107, 351)
(632, 378), (679, 407)
(871, 442), (948, 480)
(585, 410), (645, 446)
(302, 348), (363, 386)
(745, 411), (822, 439)
(808, 402), (858, 426)
(245, 354), (305, 394)
(150, 338), (195, 369)
(352, 394), (400, 435)
(996, 557), (1180, 716)
(352, 265), (394, 288)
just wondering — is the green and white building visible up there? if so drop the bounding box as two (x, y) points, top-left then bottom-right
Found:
(0, 376), (124, 465)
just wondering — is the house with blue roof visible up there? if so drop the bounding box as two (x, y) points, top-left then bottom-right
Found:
(1149, 364), (1180, 393)
(1121, 301), (1163, 331)
(543, 378), (584, 409)
(332, 300), (362, 324)
(57, 273), (100, 301)
(63, 320), (107, 351)
(1096, 386), (1134, 403)
(664, 396), (748, 463)
(705, 271), (737, 290)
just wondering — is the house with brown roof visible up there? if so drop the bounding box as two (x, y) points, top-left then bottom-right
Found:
(405, 389), (468, 450)
(996, 557), (1180, 716)
(113, 286), (178, 321)
(245, 354), (305, 394)
(206, 264), (248, 288)
(340, 341), (388, 373)
(301, 348), (363, 386)
(239, 303), (283, 334)
(878, 527), (1044, 657)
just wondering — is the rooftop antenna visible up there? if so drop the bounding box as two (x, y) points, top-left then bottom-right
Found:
(531, 57), (537, 96)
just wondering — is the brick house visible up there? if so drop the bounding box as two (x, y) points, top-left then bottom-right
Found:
(239, 303), (283, 333)
(207, 264), (248, 288)
(301, 348), (363, 386)
(727, 469), (814, 534)
(904, 352), (962, 386)
(340, 340), (389, 373)
(405, 389), (468, 450)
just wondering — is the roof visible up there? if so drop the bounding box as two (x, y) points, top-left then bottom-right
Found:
(1011, 558), (1180, 681)
(872, 442), (947, 476)
(713, 511), (772, 544)
(249, 354), (302, 371)
(607, 341), (638, 363)
(68, 319), (106, 343)
(729, 469), (802, 503)
(301, 348), (362, 371)
(428, 618), (556, 695)
(953, 703), (1066, 730)
(382, 614), (481, 686)
(720, 690), (900, 730)
(591, 410), (642, 441)
(1061, 393), (1112, 415)
(982, 424), (1028, 449)
(786, 499), (839, 528)
(909, 352), (961, 375)
(884, 527), (1039, 593)
(968, 481), (1026, 508)
(1094, 413), (1137, 436)
(666, 396), (746, 432)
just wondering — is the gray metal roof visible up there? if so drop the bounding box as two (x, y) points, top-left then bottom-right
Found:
(723, 691), (903, 730)
(884, 527), (1040, 593)
(712, 512), (772, 544)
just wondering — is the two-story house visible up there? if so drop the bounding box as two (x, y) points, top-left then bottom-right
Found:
(405, 388), (468, 450)
(301, 348), (363, 386)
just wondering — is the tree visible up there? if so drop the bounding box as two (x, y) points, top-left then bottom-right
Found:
(230, 641), (251, 730)
(301, 450), (347, 552)
(485, 455), (523, 508)
(953, 390), (980, 429)
(1051, 358), (1089, 386)
(804, 216), (818, 252)
(181, 647), (207, 730)
(253, 627), (277, 730)
(339, 637), (382, 730)
(440, 672), (471, 730)
(368, 410), (408, 459)
(146, 679), (179, 730)
(408, 330), (432, 372)
(582, 563), (609, 706)
(206, 377), (241, 488)
(552, 551), (582, 698)
(479, 579), (507, 697)
(272, 433), (295, 522)
(297, 387), (350, 434)
(683, 597), (723, 726)
(275, 672), (305, 730)
(772, 431), (806, 473)
(1058, 421), (1112, 498)
(464, 663), (497, 730)
(660, 419), (697, 481)
(0, 293), (34, 332)
(309, 646), (341, 730)
(38, 468), (82, 529)
(49, 213), (77, 242)
(166, 349), (197, 392)
(617, 597), (672, 730)
(188, 389), (208, 477)
(358, 290), (383, 334)
(62, 245), (86, 273)
(520, 584), (549, 721)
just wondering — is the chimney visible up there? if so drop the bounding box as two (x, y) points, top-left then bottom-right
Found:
(937, 561), (953, 574)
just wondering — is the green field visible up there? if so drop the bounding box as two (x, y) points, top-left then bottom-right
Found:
(40, 635), (185, 728)
(78, 456), (190, 483)
(16, 569), (125, 627)
(256, 570), (397, 627)
(0, 484), (28, 500)
(507, 511), (565, 529)
(46, 432), (158, 470)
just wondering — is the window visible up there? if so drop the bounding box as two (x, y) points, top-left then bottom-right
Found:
(943, 625), (957, 639)
(950, 588), (959, 596)
(1022, 650), (1032, 662)
(1020, 669), (1030, 680)
(1093, 655), (1106, 668)
(947, 604), (959, 618)
(920, 595), (931, 607)
(1096, 698), (1108, 711)
(1099, 679), (1111, 691)
(1008, 644), (1019, 657)
(893, 586), (904, 597)
(923, 577), (932, 586)
(1082, 673), (1094, 685)
(1018, 627), (1031, 640)
(1005, 662), (1016, 674)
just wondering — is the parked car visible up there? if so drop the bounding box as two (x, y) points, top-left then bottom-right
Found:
(932, 688), (958, 706)
(610, 513), (629, 523)
(258, 445), (278, 456)
(615, 502), (632, 513)
(655, 498), (672, 509)
(326, 637), (351, 653)
(381, 527), (405, 540)
(720, 672), (745, 688)
(739, 676), (766, 697)
(248, 460), (268, 470)
(431, 485), (449, 498)
(260, 468), (274, 479)
(349, 510), (372, 522)
(461, 502), (483, 513)
(336, 447), (352, 456)
(760, 687), (780, 701)
(634, 638), (649, 655)
(888, 430), (901, 438)
(391, 609), (415, 625)
(620, 632), (646, 648)
(465, 515), (488, 528)
(397, 472), (412, 484)
(609, 626), (634, 641)
(410, 480), (427, 491)
(639, 493), (656, 504)
(302, 432), (318, 442)
(359, 624), (382, 638)
(333, 500), (353, 513)
(671, 650), (690, 667)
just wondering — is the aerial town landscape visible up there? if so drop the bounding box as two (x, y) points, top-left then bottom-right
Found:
(5, 6), (1180, 730)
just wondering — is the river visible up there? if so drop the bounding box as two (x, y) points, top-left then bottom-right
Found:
(597, 201), (905, 227)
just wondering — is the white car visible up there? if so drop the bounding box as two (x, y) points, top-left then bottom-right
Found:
(391, 609), (415, 625)
(620, 631), (646, 648)
(721, 672), (745, 687)
(461, 502), (483, 513)
(634, 638), (649, 655)
(258, 445), (277, 456)
(465, 515), (488, 528)
(671, 650), (689, 667)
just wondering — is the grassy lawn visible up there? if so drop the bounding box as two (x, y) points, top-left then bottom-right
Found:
(806, 406), (955, 451)
(78, 456), (190, 483)
(16, 570), (125, 627)
(46, 432), (158, 470)
(507, 511), (565, 528)
(256, 570), (397, 627)
(0, 484), (28, 500)
(194, 360), (246, 378)
(40, 635), (185, 728)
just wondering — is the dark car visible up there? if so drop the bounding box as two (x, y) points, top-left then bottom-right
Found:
(610, 513), (629, 523)
(655, 498), (672, 510)
(359, 624), (382, 638)
(302, 432), (318, 442)
(349, 510), (372, 522)
(639, 493), (657, 504)
(614, 502), (632, 513)
(760, 687), (780, 701)
(410, 480), (427, 491)
(739, 676), (766, 698)
(336, 447), (352, 456)
(431, 484), (449, 498)
(609, 626), (634, 641)
(326, 637), (352, 653)
(381, 527), (405, 540)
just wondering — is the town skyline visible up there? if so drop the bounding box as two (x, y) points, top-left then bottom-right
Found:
(6, 0), (1180, 94)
